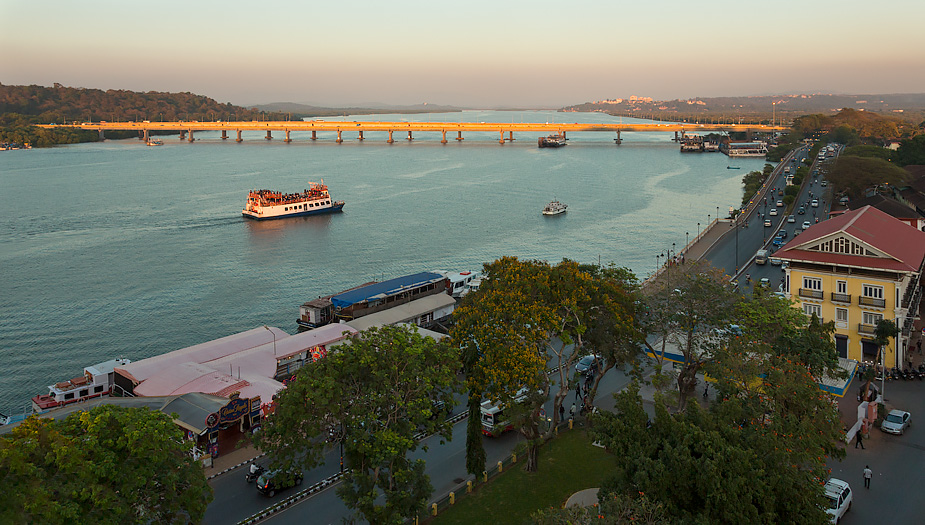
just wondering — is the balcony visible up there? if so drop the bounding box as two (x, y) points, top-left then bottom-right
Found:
(830, 292), (852, 304)
(799, 288), (824, 300)
(858, 323), (877, 335)
(859, 296), (886, 308)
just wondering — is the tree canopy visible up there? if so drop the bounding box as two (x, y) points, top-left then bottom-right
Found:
(827, 155), (911, 199)
(0, 405), (212, 524)
(254, 324), (460, 524)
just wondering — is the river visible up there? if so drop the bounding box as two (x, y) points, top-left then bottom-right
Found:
(0, 110), (769, 415)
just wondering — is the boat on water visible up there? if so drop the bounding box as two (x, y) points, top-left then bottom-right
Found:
(438, 270), (482, 299)
(243, 180), (345, 221)
(542, 200), (568, 216)
(538, 135), (567, 148)
(30, 358), (131, 414)
(727, 166), (741, 169)
(146, 139), (164, 146)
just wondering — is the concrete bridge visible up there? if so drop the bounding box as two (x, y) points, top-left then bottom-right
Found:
(37, 120), (788, 145)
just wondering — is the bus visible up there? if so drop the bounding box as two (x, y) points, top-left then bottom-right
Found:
(480, 388), (530, 437)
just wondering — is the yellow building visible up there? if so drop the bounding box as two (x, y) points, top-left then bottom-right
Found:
(777, 206), (925, 368)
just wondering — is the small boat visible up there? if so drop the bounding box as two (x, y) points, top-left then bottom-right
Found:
(146, 139), (164, 146)
(538, 135), (567, 148)
(727, 166), (740, 169)
(31, 358), (131, 414)
(243, 180), (345, 221)
(542, 201), (567, 216)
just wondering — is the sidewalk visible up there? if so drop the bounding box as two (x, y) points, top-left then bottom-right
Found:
(204, 443), (264, 480)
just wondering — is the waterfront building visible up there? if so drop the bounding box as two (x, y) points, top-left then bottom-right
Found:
(777, 206), (925, 367)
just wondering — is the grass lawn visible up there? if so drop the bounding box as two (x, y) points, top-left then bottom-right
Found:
(431, 428), (617, 524)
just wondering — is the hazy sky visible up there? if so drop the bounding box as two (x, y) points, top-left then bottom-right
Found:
(3, 0), (924, 108)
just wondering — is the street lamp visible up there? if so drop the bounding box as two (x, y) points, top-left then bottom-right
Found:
(263, 325), (277, 355)
(697, 222), (700, 239)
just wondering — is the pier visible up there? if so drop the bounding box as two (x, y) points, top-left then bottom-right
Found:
(38, 121), (788, 145)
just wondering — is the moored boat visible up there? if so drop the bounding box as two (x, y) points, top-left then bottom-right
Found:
(31, 358), (131, 413)
(538, 135), (567, 148)
(542, 200), (568, 216)
(243, 180), (345, 220)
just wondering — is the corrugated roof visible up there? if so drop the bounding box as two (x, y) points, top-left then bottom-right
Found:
(777, 205), (925, 272)
(331, 272), (445, 308)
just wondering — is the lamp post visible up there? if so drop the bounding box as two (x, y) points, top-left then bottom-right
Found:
(716, 206), (720, 220)
(263, 325), (277, 356)
(697, 222), (700, 239)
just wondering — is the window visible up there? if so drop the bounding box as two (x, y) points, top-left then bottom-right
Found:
(836, 280), (847, 294)
(836, 308), (848, 322)
(862, 284), (883, 299)
(803, 277), (822, 291)
(64, 393), (74, 400)
(862, 312), (883, 325)
(79, 389), (88, 397)
(94, 385), (104, 393)
(803, 303), (822, 317)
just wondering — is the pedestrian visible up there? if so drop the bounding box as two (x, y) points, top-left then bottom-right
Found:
(569, 402), (576, 419)
(575, 381), (582, 401)
(703, 384), (709, 398)
(863, 465), (872, 489)
(558, 403), (565, 422)
(917, 339), (922, 355)
(855, 432), (865, 449)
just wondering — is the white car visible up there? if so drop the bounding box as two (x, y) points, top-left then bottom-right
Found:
(769, 208), (778, 216)
(812, 199), (819, 207)
(802, 221), (812, 230)
(787, 215), (795, 223)
(764, 219), (772, 227)
(776, 200), (784, 207)
(881, 409), (911, 435)
(824, 478), (852, 523)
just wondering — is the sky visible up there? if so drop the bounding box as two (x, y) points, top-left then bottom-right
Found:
(2, 0), (924, 108)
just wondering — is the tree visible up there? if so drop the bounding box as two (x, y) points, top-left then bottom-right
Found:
(0, 405), (212, 524)
(642, 260), (740, 410)
(254, 325), (460, 524)
(894, 134), (925, 166)
(863, 319), (900, 402)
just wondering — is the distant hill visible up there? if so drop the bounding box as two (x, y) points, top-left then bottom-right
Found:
(563, 93), (925, 124)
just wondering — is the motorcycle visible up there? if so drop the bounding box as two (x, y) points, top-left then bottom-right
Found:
(245, 464), (265, 483)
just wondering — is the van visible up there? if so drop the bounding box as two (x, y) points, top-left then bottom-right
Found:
(480, 387), (530, 437)
(755, 250), (769, 265)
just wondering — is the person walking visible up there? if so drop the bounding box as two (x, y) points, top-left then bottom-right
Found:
(855, 432), (865, 449)
(574, 381), (582, 401)
(863, 465), (872, 489)
(558, 403), (565, 422)
(569, 402), (576, 420)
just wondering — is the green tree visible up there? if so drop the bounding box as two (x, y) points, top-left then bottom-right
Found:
(827, 156), (910, 199)
(0, 405), (212, 524)
(894, 135), (925, 166)
(254, 324), (460, 524)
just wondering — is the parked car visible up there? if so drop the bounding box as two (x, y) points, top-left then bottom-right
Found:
(824, 478), (852, 523)
(575, 354), (604, 376)
(802, 221), (812, 230)
(881, 409), (911, 435)
(256, 469), (304, 497)
(787, 215), (795, 223)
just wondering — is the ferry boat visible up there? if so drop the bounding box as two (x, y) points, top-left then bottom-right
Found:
(146, 139), (164, 146)
(438, 270), (482, 298)
(542, 200), (568, 216)
(538, 135), (567, 148)
(242, 180), (345, 221)
(31, 358), (131, 413)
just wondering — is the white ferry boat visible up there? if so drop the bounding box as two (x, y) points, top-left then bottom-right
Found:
(538, 135), (567, 148)
(31, 358), (131, 413)
(542, 200), (568, 216)
(439, 271), (482, 298)
(242, 180), (345, 221)
(725, 141), (769, 157)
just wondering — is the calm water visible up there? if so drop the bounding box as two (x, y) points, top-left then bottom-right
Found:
(0, 111), (769, 414)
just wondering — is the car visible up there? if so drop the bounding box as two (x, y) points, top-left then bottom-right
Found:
(779, 230), (787, 239)
(776, 200), (784, 207)
(794, 228), (802, 236)
(777, 188), (783, 196)
(811, 199), (819, 207)
(802, 221), (811, 229)
(575, 354), (604, 376)
(821, 180), (827, 187)
(798, 206), (805, 215)
(881, 409), (911, 435)
(256, 469), (304, 497)
(824, 478), (852, 524)
(772, 238), (783, 247)
(759, 277), (770, 287)
(787, 215), (795, 223)
(764, 219), (772, 227)
(770, 257), (782, 265)
(769, 208), (778, 216)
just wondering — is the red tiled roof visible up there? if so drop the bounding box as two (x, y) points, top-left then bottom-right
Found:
(777, 205), (925, 272)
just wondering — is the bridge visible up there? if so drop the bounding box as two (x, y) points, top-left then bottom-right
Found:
(37, 121), (789, 145)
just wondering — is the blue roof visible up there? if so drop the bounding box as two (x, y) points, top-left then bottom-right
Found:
(331, 272), (445, 308)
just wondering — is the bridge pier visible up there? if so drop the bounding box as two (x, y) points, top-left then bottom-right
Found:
(456, 131), (464, 141)
(221, 130), (228, 140)
(311, 130), (317, 141)
(499, 131), (505, 144)
(179, 130), (185, 140)
(187, 130), (194, 143)
(441, 130), (447, 144)
(358, 131), (364, 141)
(673, 131), (679, 142)
(336, 130), (343, 143)
(265, 130), (272, 140)
(746, 129), (753, 141)
(236, 130), (242, 143)
(387, 130), (394, 143)
(99, 129), (105, 141)
(407, 131), (413, 141)
(141, 129), (149, 141)
(508, 131), (514, 142)
(614, 130), (622, 145)
(284, 129), (291, 143)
